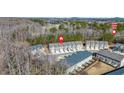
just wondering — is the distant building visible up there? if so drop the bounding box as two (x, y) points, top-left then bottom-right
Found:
(112, 43), (124, 55)
(31, 44), (44, 55)
(65, 51), (92, 73)
(94, 50), (124, 68)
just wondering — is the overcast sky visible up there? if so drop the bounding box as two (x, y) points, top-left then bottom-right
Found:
(0, 0), (124, 17)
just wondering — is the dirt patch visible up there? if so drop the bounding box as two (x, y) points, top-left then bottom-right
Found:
(84, 61), (115, 75)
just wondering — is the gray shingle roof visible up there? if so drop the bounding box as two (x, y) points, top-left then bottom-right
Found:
(104, 67), (124, 75)
(31, 44), (42, 50)
(97, 50), (124, 62)
(49, 41), (82, 49)
(113, 43), (124, 53)
(64, 51), (92, 66)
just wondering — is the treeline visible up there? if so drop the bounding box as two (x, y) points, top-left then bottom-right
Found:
(27, 33), (84, 45)
(31, 18), (47, 26)
(27, 33), (118, 45)
(99, 33), (114, 42)
(31, 18), (124, 32)
(117, 23), (124, 32)
(0, 18), (68, 75)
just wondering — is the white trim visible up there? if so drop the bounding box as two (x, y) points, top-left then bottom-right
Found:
(66, 56), (92, 74)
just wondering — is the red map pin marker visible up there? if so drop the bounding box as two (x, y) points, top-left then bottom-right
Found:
(111, 22), (118, 36)
(58, 35), (64, 44)
(112, 22), (118, 30)
(112, 30), (117, 36)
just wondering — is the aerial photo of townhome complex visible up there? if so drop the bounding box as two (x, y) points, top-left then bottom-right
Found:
(0, 17), (124, 75)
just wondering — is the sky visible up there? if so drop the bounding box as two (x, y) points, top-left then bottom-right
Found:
(0, 0), (124, 17)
